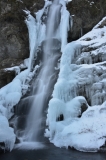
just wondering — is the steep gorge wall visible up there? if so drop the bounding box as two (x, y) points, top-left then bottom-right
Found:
(0, 0), (106, 88)
(68, 0), (106, 41)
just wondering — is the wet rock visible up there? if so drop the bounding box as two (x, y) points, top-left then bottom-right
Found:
(0, 0), (44, 87)
(0, 142), (5, 153)
(56, 114), (64, 121)
(0, 58), (23, 69)
(0, 69), (15, 88)
(81, 103), (88, 115)
(99, 141), (106, 152)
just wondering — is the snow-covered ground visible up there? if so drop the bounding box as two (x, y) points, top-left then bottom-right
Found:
(45, 17), (106, 152)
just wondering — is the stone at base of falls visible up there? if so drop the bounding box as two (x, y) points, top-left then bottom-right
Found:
(0, 69), (15, 88)
(0, 142), (5, 153)
(99, 143), (106, 152)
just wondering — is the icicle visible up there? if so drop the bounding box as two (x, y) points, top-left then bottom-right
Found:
(60, 5), (70, 51)
(25, 13), (37, 72)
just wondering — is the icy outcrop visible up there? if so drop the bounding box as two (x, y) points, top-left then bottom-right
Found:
(45, 17), (106, 152)
(0, 0), (71, 151)
(0, 2), (47, 151)
(0, 8), (45, 151)
(0, 115), (15, 152)
(0, 66), (38, 151)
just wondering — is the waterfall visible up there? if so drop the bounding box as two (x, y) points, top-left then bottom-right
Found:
(15, 0), (71, 149)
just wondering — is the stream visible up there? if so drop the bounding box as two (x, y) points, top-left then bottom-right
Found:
(0, 144), (106, 160)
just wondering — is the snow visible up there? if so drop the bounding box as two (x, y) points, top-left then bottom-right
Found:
(0, 63), (40, 151)
(45, 17), (106, 152)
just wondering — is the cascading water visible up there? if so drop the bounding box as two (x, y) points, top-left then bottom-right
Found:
(14, 0), (71, 149)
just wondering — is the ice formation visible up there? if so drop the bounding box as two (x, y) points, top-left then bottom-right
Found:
(0, 13), (40, 151)
(13, 0), (72, 150)
(0, 66), (39, 151)
(45, 16), (106, 152)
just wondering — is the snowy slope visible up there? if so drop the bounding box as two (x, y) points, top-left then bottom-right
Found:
(45, 17), (106, 152)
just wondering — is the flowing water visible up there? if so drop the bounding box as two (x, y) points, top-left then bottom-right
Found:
(14, 0), (62, 149)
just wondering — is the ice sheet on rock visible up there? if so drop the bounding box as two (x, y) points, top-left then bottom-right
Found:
(49, 102), (106, 151)
(60, 4), (70, 51)
(47, 98), (66, 124)
(37, 23), (46, 46)
(52, 116), (106, 152)
(46, 18), (106, 152)
(36, 7), (47, 46)
(25, 1), (53, 71)
(52, 42), (81, 102)
(5, 92), (21, 111)
(60, 42), (81, 67)
(5, 66), (20, 75)
(25, 14), (37, 71)
(79, 18), (106, 49)
(0, 70), (29, 117)
(0, 115), (16, 151)
(36, 0), (52, 22)
(0, 105), (8, 118)
(14, 69), (29, 83)
(24, 58), (29, 68)
(0, 68), (35, 151)
(65, 96), (88, 118)
(53, 78), (78, 102)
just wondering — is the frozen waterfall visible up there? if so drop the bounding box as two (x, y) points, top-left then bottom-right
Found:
(14, 0), (71, 149)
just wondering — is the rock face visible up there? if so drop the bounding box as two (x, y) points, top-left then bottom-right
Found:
(67, 0), (106, 41)
(75, 18), (106, 107)
(0, 0), (44, 87)
(0, 0), (106, 88)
